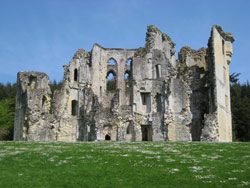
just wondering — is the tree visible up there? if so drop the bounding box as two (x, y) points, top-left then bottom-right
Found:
(50, 80), (63, 97)
(230, 72), (240, 84)
(0, 82), (16, 100)
(230, 73), (250, 141)
(0, 98), (15, 140)
(107, 79), (116, 91)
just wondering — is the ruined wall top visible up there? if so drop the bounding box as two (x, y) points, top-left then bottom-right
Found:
(213, 25), (235, 43)
(72, 48), (89, 59)
(145, 25), (175, 51)
(17, 71), (51, 93)
(178, 46), (207, 64)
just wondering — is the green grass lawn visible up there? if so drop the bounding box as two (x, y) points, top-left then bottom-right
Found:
(0, 142), (249, 188)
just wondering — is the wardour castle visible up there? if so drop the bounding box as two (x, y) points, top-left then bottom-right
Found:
(14, 25), (234, 142)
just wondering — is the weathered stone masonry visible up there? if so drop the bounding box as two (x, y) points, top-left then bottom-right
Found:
(14, 25), (234, 142)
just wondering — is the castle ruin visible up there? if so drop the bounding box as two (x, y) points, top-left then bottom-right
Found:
(14, 25), (234, 142)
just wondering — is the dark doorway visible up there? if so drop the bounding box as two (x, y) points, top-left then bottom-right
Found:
(105, 134), (111, 141)
(141, 125), (153, 141)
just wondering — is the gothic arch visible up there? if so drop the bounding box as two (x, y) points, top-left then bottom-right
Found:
(107, 58), (117, 66)
(106, 71), (116, 91)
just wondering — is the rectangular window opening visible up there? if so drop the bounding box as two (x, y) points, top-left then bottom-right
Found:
(141, 93), (151, 113)
(222, 40), (225, 55)
(156, 94), (162, 112)
(155, 64), (161, 78)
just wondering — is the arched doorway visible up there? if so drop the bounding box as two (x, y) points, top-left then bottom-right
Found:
(105, 134), (111, 141)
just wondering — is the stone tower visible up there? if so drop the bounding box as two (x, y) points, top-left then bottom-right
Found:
(201, 26), (234, 141)
(14, 25), (234, 142)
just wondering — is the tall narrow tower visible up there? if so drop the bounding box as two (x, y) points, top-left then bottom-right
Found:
(206, 25), (234, 142)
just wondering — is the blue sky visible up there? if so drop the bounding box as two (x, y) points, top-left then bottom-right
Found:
(0, 0), (250, 84)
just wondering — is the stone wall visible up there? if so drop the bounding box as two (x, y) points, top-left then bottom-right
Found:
(14, 25), (234, 142)
(201, 25), (234, 142)
(14, 72), (57, 141)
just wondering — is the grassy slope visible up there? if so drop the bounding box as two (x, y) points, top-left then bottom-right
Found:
(0, 142), (249, 188)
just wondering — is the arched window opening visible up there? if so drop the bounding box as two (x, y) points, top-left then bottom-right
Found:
(74, 68), (78, 82)
(71, 100), (78, 116)
(105, 134), (111, 141)
(124, 72), (130, 80)
(107, 58), (117, 65)
(126, 58), (132, 66)
(124, 72), (130, 92)
(107, 72), (116, 91)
